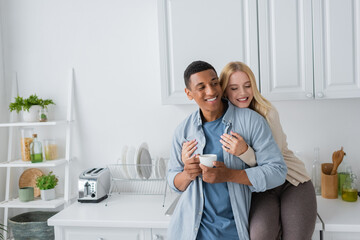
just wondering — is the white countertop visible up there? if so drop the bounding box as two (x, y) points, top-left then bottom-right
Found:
(49, 193), (323, 232)
(316, 195), (360, 232)
(48, 194), (177, 229)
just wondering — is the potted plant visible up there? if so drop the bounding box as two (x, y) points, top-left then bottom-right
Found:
(9, 94), (55, 122)
(36, 171), (58, 201)
(0, 223), (7, 240)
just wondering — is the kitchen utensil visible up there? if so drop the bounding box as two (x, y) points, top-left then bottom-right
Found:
(331, 147), (346, 175)
(321, 163), (338, 199)
(78, 167), (110, 203)
(19, 168), (44, 197)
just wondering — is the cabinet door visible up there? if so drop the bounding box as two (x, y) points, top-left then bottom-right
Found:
(258, 0), (314, 100)
(158, 0), (259, 104)
(313, 0), (360, 99)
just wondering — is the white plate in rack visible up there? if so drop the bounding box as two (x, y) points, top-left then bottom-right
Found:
(126, 146), (137, 179)
(157, 157), (166, 179)
(118, 145), (129, 179)
(135, 142), (152, 179)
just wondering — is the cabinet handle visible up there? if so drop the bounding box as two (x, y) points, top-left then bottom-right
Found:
(317, 92), (324, 98)
(153, 234), (161, 240)
(306, 92), (313, 98)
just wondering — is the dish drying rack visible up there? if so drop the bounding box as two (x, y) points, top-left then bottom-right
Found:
(107, 159), (168, 206)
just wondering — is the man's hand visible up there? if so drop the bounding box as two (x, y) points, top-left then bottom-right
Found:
(199, 161), (231, 183)
(220, 131), (248, 156)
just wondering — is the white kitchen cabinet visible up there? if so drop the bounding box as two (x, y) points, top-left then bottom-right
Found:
(0, 71), (74, 239)
(312, 0), (360, 99)
(158, 0), (259, 104)
(48, 195), (172, 240)
(258, 0), (360, 100)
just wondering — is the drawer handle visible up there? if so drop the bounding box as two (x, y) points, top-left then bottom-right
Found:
(153, 234), (161, 240)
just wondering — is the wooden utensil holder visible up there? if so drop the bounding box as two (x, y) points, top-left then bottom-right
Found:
(321, 163), (338, 199)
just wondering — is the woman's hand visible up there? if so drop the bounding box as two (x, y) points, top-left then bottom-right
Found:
(220, 131), (248, 156)
(181, 139), (198, 164)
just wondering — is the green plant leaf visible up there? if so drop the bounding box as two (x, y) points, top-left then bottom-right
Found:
(9, 94), (55, 113)
(36, 171), (58, 190)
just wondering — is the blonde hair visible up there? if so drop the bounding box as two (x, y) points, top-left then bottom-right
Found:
(219, 61), (272, 119)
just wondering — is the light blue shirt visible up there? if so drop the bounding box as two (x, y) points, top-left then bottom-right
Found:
(167, 101), (287, 240)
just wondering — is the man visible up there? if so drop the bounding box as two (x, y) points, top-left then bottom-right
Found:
(167, 61), (287, 240)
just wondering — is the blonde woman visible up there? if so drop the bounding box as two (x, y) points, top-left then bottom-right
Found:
(220, 61), (316, 239)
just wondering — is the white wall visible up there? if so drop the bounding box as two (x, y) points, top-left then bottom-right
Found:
(0, 0), (359, 199)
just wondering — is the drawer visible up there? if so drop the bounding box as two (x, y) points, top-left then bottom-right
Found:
(61, 227), (151, 240)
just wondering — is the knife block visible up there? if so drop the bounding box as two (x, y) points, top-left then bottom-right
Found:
(321, 163), (338, 199)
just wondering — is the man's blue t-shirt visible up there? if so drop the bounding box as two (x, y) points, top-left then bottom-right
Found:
(196, 115), (239, 240)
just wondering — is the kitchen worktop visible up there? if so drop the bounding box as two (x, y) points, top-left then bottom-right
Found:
(48, 194), (177, 229)
(49, 193), (322, 229)
(316, 195), (360, 232)
(48, 193), (325, 240)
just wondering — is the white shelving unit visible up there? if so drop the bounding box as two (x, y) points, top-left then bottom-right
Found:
(0, 70), (74, 239)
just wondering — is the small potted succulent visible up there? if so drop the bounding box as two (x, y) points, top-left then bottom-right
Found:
(36, 171), (58, 201)
(9, 94), (55, 122)
(0, 223), (7, 240)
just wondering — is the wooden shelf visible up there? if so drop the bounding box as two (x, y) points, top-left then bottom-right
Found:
(0, 120), (72, 128)
(0, 196), (65, 209)
(0, 158), (68, 168)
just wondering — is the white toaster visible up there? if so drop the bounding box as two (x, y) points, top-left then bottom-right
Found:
(78, 167), (110, 203)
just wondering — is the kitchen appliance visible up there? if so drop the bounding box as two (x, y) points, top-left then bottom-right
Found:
(78, 167), (110, 203)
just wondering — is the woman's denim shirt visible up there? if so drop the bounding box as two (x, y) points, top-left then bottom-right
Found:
(167, 102), (287, 240)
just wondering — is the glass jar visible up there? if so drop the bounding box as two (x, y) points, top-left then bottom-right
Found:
(44, 139), (58, 160)
(337, 155), (352, 195)
(38, 108), (48, 122)
(30, 134), (43, 163)
(342, 173), (358, 202)
(20, 127), (34, 161)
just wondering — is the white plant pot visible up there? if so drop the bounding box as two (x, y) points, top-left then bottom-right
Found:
(22, 105), (42, 122)
(40, 188), (56, 201)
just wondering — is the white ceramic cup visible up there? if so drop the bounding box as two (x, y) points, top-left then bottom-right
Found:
(199, 154), (217, 167)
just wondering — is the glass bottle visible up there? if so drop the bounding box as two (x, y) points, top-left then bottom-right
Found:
(342, 172), (358, 202)
(311, 147), (321, 195)
(30, 134), (43, 163)
(337, 155), (352, 195)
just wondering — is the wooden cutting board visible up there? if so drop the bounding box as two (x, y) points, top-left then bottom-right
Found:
(19, 168), (44, 197)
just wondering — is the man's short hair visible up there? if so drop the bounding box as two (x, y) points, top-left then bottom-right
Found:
(184, 61), (217, 89)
